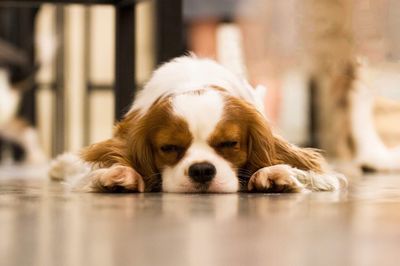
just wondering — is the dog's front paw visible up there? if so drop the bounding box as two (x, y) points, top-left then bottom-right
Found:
(248, 164), (304, 193)
(94, 165), (145, 193)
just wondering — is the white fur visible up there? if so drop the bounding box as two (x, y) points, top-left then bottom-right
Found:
(162, 142), (239, 193)
(0, 70), (19, 126)
(129, 56), (266, 117)
(293, 168), (347, 191)
(173, 90), (224, 140)
(49, 152), (92, 190)
(161, 91), (238, 192)
(49, 153), (89, 180)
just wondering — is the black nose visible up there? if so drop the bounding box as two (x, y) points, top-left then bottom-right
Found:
(188, 162), (216, 183)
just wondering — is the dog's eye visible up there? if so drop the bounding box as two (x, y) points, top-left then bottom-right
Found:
(160, 144), (182, 153)
(218, 141), (238, 148)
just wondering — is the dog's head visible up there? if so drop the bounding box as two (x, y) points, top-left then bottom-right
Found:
(83, 87), (323, 192)
(131, 88), (274, 193)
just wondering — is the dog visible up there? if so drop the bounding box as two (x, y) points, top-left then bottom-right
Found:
(349, 61), (400, 172)
(0, 39), (46, 165)
(49, 56), (346, 193)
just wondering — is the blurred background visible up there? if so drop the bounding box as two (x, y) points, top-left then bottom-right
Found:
(0, 0), (400, 165)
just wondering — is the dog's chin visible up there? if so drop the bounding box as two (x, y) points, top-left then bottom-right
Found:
(162, 182), (209, 193)
(191, 182), (211, 193)
(162, 177), (239, 193)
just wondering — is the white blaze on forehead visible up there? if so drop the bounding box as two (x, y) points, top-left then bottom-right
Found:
(163, 90), (239, 193)
(172, 90), (224, 141)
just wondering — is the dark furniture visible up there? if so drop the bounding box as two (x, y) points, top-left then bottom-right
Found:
(0, 0), (184, 121)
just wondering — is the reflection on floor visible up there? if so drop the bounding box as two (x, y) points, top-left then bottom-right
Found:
(0, 170), (400, 266)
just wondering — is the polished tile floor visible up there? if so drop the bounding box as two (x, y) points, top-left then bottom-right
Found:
(1, 170), (400, 266)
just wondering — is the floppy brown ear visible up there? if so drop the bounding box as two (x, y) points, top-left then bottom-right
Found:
(243, 101), (325, 174)
(223, 95), (278, 173)
(127, 128), (159, 187)
(81, 111), (161, 191)
(246, 115), (277, 173)
(272, 135), (325, 173)
(81, 137), (131, 168)
(80, 111), (140, 168)
(120, 110), (161, 191)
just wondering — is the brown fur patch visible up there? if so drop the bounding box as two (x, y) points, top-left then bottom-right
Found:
(151, 116), (192, 168)
(81, 137), (130, 168)
(208, 118), (248, 169)
(81, 97), (192, 191)
(220, 95), (325, 182)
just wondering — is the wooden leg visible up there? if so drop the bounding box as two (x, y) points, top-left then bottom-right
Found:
(155, 0), (184, 64)
(115, 4), (135, 121)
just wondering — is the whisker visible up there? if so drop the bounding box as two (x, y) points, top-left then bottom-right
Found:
(234, 168), (253, 180)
